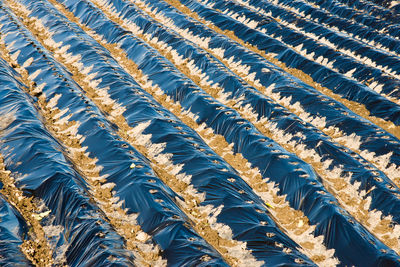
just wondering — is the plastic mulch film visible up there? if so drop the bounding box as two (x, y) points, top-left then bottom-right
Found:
(367, 0), (395, 8)
(239, 0), (400, 69)
(0, 61), (33, 267)
(268, 0), (400, 49)
(273, 0), (400, 43)
(79, 0), (400, 234)
(334, 0), (400, 22)
(203, 0), (400, 102)
(0, 3), (231, 266)
(9, 0), (326, 265)
(172, 0), (400, 128)
(127, 0), (400, 196)
(1, 0), (400, 266)
(35, 0), (400, 265)
(0, 52), (136, 265)
(0, 183), (31, 266)
(303, 0), (400, 32)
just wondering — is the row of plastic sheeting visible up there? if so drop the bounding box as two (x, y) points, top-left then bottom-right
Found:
(147, 0), (400, 178)
(369, 0), (400, 15)
(335, 0), (400, 21)
(0, 59), (32, 267)
(0, 2), (232, 265)
(203, 0), (400, 106)
(100, 0), (400, 225)
(277, 0), (400, 41)
(12, 0), (319, 265)
(304, 0), (400, 30)
(0, 192), (32, 267)
(0, 36), (136, 265)
(368, 0), (396, 8)
(253, 0), (400, 78)
(272, 0), (400, 47)
(175, 0), (400, 128)
(131, 0), (400, 212)
(247, 0), (400, 69)
(52, 0), (400, 265)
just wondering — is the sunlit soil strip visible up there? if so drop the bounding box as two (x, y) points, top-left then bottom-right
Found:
(273, 0), (400, 48)
(132, 0), (400, 191)
(2, 2), (164, 266)
(16, 2), (262, 266)
(211, 0), (400, 104)
(155, 0), (400, 140)
(302, 0), (389, 31)
(0, 128), (53, 265)
(115, 0), (400, 254)
(341, 0), (394, 19)
(85, 1), (339, 265)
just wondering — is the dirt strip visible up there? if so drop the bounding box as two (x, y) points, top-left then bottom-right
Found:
(1, 2), (164, 265)
(9, 0), (264, 265)
(55, 0), (341, 264)
(131, 0), (400, 192)
(159, 0), (400, 142)
(112, 0), (400, 254)
(0, 139), (53, 266)
(213, 0), (400, 104)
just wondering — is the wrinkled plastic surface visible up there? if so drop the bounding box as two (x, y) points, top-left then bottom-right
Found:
(305, 0), (400, 34)
(175, 0), (400, 127)
(208, 0), (400, 99)
(56, 0), (400, 265)
(103, 0), (400, 225)
(0, 192), (32, 267)
(0, 2), (231, 265)
(29, 0), (322, 265)
(133, 0), (400, 195)
(1, 0), (400, 265)
(0, 9), (136, 266)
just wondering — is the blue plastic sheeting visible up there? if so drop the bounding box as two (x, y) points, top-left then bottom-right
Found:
(25, 0), (322, 265)
(0, 192), (32, 267)
(49, 0), (400, 265)
(247, 0), (400, 78)
(270, 0), (400, 52)
(243, 0), (400, 61)
(0, 8), (137, 266)
(0, 195), (32, 267)
(130, 0), (400, 217)
(0, 61), (33, 267)
(0, 174), (31, 267)
(336, 0), (400, 22)
(0, 3), (230, 266)
(97, 0), (400, 226)
(368, 0), (392, 8)
(149, 0), (400, 170)
(174, 0), (400, 127)
(203, 0), (400, 102)
(305, 0), (400, 32)
(297, 0), (400, 40)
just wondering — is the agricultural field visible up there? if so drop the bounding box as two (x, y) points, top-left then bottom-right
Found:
(0, 0), (400, 266)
